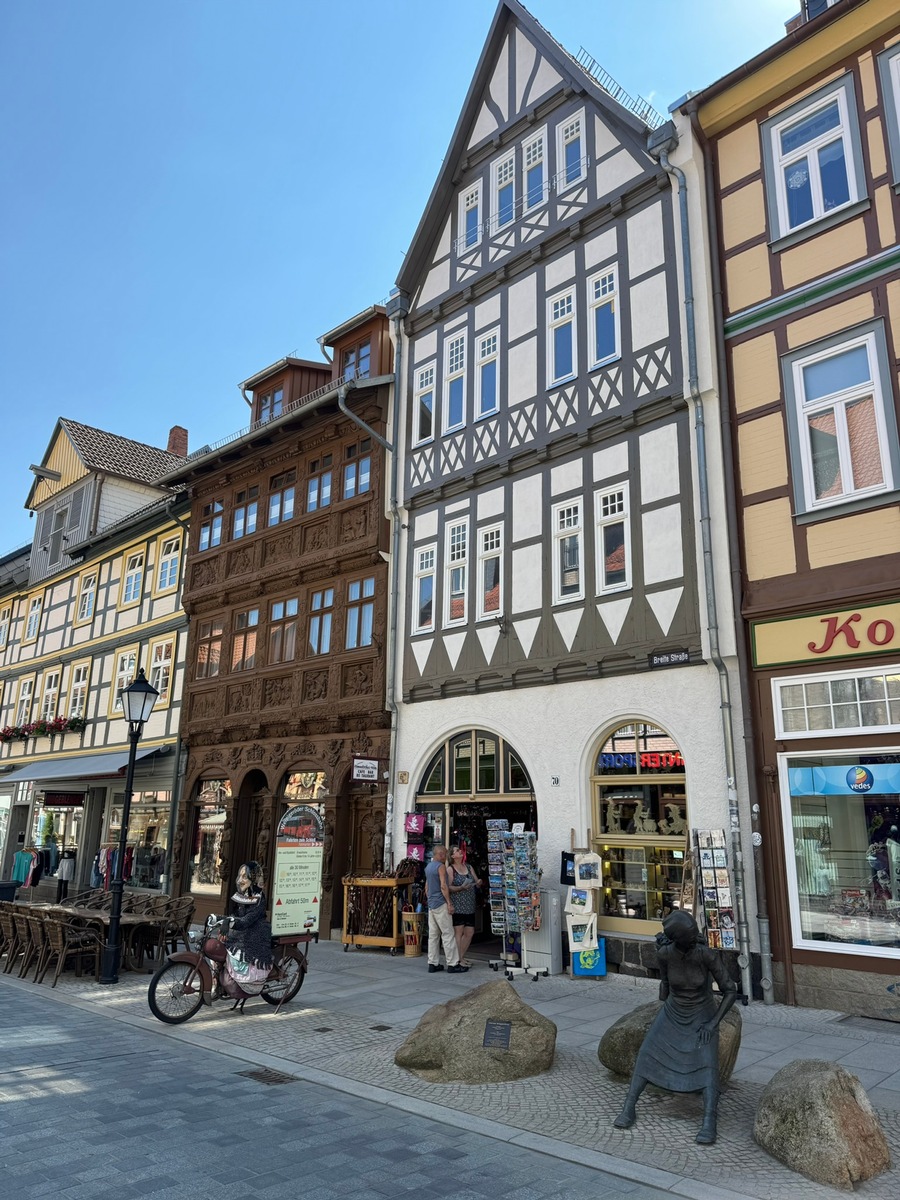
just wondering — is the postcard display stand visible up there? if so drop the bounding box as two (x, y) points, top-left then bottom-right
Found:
(485, 819), (546, 980)
(695, 828), (737, 951)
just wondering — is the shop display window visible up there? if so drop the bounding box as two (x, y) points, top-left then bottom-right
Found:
(782, 751), (900, 955)
(188, 779), (231, 897)
(106, 790), (170, 889)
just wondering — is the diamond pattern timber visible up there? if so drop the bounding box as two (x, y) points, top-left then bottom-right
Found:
(597, 598), (631, 644)
(440, 434), (466, 477)
(512, 616), (540, 657)
(488, 231), (516, 264)
(508, 403), (538, 450)
(473, 419), (500, 463)
(443, 631), (466, 670)
(409, 448), (435, 490)
(555, 186), (588, 224)
(553, 608), (583, 652)
(521, 210), (550, 243)
(411, 639), (433, 676)
(455, 253), (480, 286)
(647, 587), (683, 637)
(547, 386), (579, 434)
(588, 366), (623, 416)
(633, 345), (672, 398)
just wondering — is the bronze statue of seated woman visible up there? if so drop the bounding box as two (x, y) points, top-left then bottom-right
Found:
(613, 909), (738, 1144)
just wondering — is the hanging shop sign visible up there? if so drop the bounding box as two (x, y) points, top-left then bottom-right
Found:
(42, 792), (85, 807)
(351, 757), (379, 782)
(271, 804), (324, 937)
(752, 600), (900, 668)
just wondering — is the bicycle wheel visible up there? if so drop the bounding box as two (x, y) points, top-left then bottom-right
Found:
(147, 961), (205, 1024)
(260, 951), (306, 1005)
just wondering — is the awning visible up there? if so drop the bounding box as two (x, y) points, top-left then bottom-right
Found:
(0, 746), (164, 785)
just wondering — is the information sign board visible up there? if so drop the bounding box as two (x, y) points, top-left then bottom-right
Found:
(351, 757), (379, 781)
(271, 804), (325, 937)
(482, 1020), (512, 1050)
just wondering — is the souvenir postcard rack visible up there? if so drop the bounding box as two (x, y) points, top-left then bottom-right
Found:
(485, 819), (545, 978)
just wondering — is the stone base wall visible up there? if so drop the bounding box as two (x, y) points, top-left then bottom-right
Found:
(791, 962), (900, 1021)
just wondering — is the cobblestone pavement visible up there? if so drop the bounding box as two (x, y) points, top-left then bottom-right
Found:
(3, 940), (900, 1199)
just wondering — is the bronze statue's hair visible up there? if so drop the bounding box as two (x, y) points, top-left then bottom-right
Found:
(662, 909), (701, 943)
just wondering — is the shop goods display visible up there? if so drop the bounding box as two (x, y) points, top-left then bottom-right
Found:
(341, 865), (418, 955)
(486, 819), (540, 937)
(695, 829), (735, 950)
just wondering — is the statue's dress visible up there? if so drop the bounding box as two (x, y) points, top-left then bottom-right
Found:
(633, 940), (733, 1093)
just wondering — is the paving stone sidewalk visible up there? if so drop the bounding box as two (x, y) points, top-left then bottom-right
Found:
(3, 941), (900, 1199)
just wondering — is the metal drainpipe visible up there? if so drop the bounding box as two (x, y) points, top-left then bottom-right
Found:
(652, 141), (753, 1003)
(687, 101), (775, 1004)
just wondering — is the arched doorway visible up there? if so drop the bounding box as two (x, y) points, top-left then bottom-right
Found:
(183, 775), (232, 924)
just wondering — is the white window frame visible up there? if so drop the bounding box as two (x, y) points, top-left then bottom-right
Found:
(149, 636), (175, 705)
(491, 152), (516, 232)
(594, 487), (631, 594)
(444, 519), (469, 628)
(547, 289), (576, 387)
(413, 545), (436, 634)
(773, 663), (900, 740)
(15, 678), (34, 725)
(157, 535), (181, 591)
(457, 182), (482, 253)
(40, 669), (60, 721)
(413, 363), (435, 446)
(111, 649), (137, 713)
(877, 44), (900, 187)
(477, 525), (503, 621)
(0, 603), (12, 648)
(784, 324), (895, 516)
(552, 500), (584, 604)
(523, 127), (548, 212)
(69, 662), (90, 718)
(555, 109), (587, 192)
(475, 330), (500, 419)
(199, 499), (223, 551)
(121, 551), (144, 606)
(24, 596), (42, 642)
(308, 588), (334, 656)
(443, 334), (467, 433)
(588, 266), (620, 369)
(76, 572), (97, 623)
(761, 76), (864, 244)
(345, 577), (375, 650)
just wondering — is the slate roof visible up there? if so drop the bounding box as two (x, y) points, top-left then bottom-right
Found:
(59, 418), (187, 485)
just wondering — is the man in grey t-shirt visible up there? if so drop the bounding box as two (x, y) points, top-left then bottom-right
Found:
(424, 846), (468, 973)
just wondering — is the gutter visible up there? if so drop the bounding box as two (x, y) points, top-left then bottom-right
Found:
(685, 102), (776, 1005)
(648, 125), (754, 1004)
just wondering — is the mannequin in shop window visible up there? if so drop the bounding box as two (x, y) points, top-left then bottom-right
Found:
(57, 850), (76, 903)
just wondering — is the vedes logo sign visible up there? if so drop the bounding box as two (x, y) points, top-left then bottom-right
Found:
(847, 766), (874, 793)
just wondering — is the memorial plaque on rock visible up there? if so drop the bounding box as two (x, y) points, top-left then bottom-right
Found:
(483, 1020), (512, 1050)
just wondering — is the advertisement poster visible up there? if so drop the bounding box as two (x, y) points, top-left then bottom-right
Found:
(271, 804), (324, 936)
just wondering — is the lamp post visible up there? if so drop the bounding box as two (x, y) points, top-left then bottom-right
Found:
(99, 667), (159, 985)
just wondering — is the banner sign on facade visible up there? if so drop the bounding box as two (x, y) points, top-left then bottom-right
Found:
(42, 792), (85, 807)
(351, 757), (379, 782)
(788, 764), (900, 796)
(752, 600), (900, 668)
(271, 804), (325, 936)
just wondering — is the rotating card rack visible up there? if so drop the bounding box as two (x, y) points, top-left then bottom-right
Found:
(485, 818), (546, 980)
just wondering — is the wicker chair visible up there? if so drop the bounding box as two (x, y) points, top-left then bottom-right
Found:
(22, 913), (48, 980)
(37, 917), (103, 987)
(0, 903), (19, 969)
(68, 888), (106, 909)
(5, 912), (32, 976)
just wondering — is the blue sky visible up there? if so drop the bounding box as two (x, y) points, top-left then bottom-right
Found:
(0, 0), (795, 551)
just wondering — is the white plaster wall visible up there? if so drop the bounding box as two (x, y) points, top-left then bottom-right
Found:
(642, 504), (683, 584)
(639, 425), (679, 503)
(414, 331), (438, 365)
(512, 475), (542, 540)
(629, 273), (669, 352)
(627, 201), (665, 278)
(507, 274), (536, 341)
(508, 338), (536, 404)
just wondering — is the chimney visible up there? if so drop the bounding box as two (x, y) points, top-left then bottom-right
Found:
(167, 425), (188, 457)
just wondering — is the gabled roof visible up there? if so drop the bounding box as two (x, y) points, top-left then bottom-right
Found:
(396, 0), (652, 296)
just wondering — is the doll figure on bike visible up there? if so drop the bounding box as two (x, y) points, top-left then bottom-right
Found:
(226, 860), (274, 972)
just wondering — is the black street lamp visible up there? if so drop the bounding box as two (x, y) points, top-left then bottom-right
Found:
(99, 667), (159, 985)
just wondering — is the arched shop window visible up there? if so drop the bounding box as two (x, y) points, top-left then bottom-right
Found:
(591, 721), (688, 936)
(412, 730), (534, 872)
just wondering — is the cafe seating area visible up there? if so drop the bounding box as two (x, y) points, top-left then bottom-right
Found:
(0, 891), (196, 985)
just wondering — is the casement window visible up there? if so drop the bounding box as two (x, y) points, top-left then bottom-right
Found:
(231, 608), (259, 672)
(552, 501), (584, 603)
(343, 439), (371, 499)
(69, 663), (90, 718)
(47, 507), (69, 566)
(76, 572), (97, 623)
(444, 520), (469, 626)
(269, 597), (299, 664)
(0, 604), (10, 648)
(557, 111), (587, 190)
(413, 546), (436, 634)
(595, 488), (630, 593)
(306, 457), (332, 512)
(199, 499), (224, 551)
(774, 665), (900, 738)
(782, 322), (897, 516)
(444, 335), (467, 432)
(414, 364), (435, 445)
(877, 45), (900, 187)
(195, 619), (223, 680)
(492, 153), (516, 231)
(112, 649), (137, 712)
(232, 487), (258, 540)
(762, 76), (864, 242)
(15, 678), (34, 725)
(459, 183), (481, 251)
(24, 596), (42, 642)
(308, 588), (334, 655)
(475, 332), (499, 418)
(548, 290), (576, 385)
(149, 637), (175, 705)
(258, 387), (283, 422)
(477, 526), (503, 619)
(342, 338), (371, 382)
(268, 470), (296, 526)
(346, 576), (375, 649)
(588, 267), (619, 368)
(40, 670), (60, 721)
(122, 551), (144, 606)
(523, 128), (547, 211)
(157, 536), (181, 591)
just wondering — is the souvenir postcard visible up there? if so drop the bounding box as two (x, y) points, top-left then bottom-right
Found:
(718, 908), (735, 930)
(702, 870), (716, 888)
(700, 849), (714, 868)
(722, 930), (736, 949)
(713, 849), (727, 868)
(695, 829), (714, 849)
(707, 929), (723, 948)
(703, 888), (718, 904)
(705, 907), (719, 929)
(717, 887), (733, 908)
(711, 829), (727, 848)
(714, 869), (730, 889)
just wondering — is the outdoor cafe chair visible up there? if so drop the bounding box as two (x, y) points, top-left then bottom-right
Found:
(37, 917), (103, 987)
(0, 903), (19, 971)
(22, 913), (48, 981)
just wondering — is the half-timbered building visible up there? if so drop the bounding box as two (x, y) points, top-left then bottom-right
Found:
(390, 0), (754, 977)
(0, 420), (189, 897)
(160, 308), (394, 930)
(679, 0), (900, 1011)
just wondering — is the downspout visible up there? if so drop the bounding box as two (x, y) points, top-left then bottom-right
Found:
(686, 101), (775, 1004)
(649, 131), (753, 1004)
(164, 497), (190, 534)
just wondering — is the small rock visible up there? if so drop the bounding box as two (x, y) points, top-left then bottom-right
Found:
(394, 979), (556, 1083)
(754, 1059), (890, 1191)
(598, 1000), (742, 1085)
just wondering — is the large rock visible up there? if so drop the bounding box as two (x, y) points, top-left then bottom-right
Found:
(754, 1059), (890, 1191)
(394, 979), (556, 1083)
(598, 1000), (742, 1085)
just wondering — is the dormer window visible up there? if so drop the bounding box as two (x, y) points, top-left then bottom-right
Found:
(258, 387), (283, 422)
(557, 111), (587, 190)
(342, 339), (371, 382)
